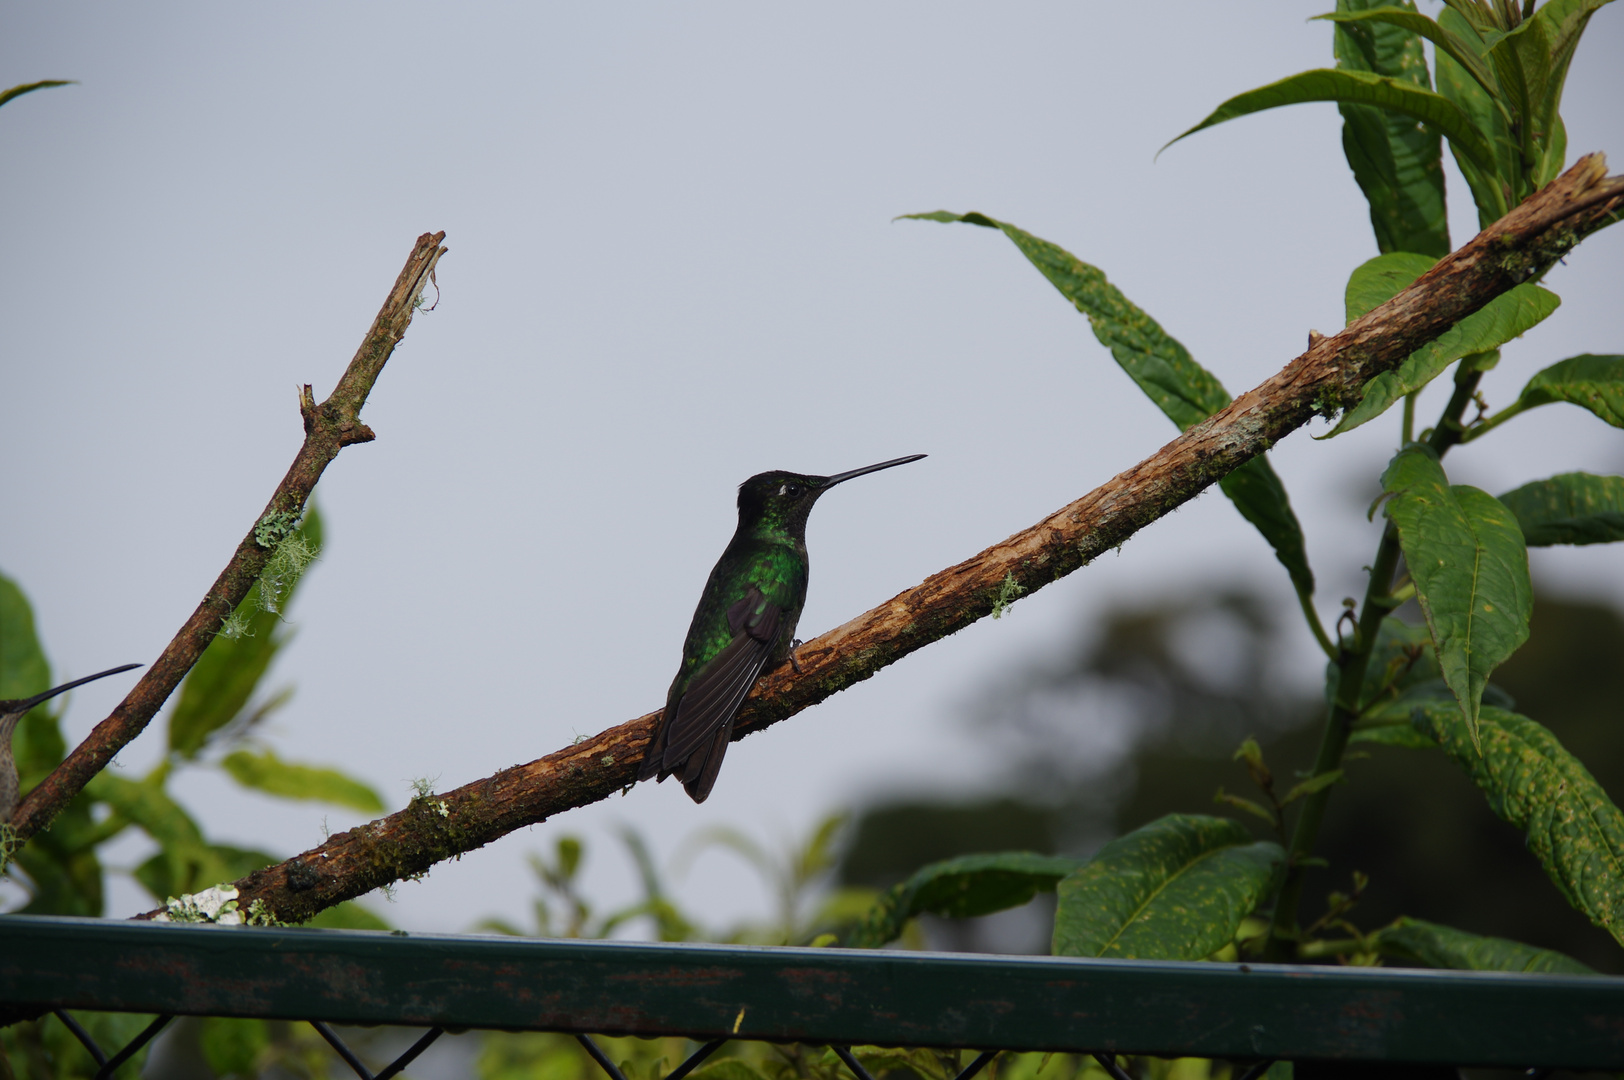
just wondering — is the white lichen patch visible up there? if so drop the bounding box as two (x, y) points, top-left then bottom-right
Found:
(154, 884), (243, 925)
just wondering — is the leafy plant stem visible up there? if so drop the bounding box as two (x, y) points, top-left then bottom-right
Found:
(1460, 398), (1527, 443)
(1264, 366), (1484, 959)
(1297, 589), (1337, 660)
(1402, 391), (1417, 445)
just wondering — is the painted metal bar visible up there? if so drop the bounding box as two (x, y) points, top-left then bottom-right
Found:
(3, 916), (1623, 1069)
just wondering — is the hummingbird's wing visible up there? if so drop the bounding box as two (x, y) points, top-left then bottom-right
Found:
(656, 586), (783, 801)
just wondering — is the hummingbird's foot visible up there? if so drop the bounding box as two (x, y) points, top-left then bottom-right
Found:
(790, 638), (806, 674)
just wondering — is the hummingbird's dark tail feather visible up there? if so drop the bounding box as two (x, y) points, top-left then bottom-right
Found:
(681, 722), (732, 803)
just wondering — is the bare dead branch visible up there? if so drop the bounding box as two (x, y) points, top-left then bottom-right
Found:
(11, 233), (448, 843)
(162, 156), (1620, 923)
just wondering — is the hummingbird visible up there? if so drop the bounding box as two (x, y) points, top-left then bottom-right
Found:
(1, 663), (141, 823)
(638, 454), (926, 803)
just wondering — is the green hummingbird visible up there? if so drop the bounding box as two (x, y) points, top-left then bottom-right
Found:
(1, 662), (141, 823)
(638, 454), (926, 802)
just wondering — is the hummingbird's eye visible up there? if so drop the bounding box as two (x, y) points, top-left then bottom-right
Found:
(784, 483), (804, 499)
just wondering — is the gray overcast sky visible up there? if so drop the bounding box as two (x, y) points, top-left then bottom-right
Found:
(3, 3), (1621, 933)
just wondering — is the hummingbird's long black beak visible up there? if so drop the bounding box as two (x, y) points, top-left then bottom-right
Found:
(821, 454), (927, 488)
(10, 663), (142, 715)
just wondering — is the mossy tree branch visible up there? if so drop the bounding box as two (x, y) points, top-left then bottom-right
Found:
(166, 154), (1623, 925)
(9, 232), (448, 844)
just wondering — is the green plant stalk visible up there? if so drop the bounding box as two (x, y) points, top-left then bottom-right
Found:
(1297, 588), (1337, 660)
(1264, 365), (1485, 959)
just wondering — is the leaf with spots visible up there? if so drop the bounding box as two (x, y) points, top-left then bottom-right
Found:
(1374, 915), (1594, 974)
(845, 851), (1082, 949)
(1381, 445), (1532, 751)
(1499, 472), (1624, 546)
(1413, 705), (1624, 947)
(1511, 354), (1624, 429)
(1052, 814), (1283, 960)
(903, 211), (1316, 602)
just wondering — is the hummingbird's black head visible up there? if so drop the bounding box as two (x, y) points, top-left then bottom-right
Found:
(735, 455), (926, 538)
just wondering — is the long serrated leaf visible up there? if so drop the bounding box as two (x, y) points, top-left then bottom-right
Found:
(1499, 472), (1624, 546)
(1376, 915), (1594, 973)
(219, 748), (384, 812)
(904, 212), (1316, 598)
(1515, 354), (1624, 426)
(845, 851), (1081, 949)
(1344, 252), (1440, 322)
(1488, 0), (1612, 189)
(1320, 8), (1500, 99)
(1381, 447), (1532, 749)
(1327, 1), (1452, 257)
(1328, 253), (1559, 436)
(1414, 705), (1624, 945)
(1052, 814), (1283, 960)
(1434, 7), (1519, 224)
(1164, 68), (1496, 174)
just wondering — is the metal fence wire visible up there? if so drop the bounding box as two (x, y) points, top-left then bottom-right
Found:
(3, 916), (1620, 1077)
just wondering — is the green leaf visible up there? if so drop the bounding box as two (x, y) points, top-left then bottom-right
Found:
(1164, 68), (1497, 175)
(1327, 254), (1560, 436)
(1434, 7), (1518, 225)
(845, 851), (1082, 949)
(1374, 915), (1594, 973)
(1281, 769), (1345, 805)
(0, 571), (66, 786)
(1337, 616), (1440, 714)
(0, 80), (75, 110)
(1052, 814), (1283, 960)
(306, 900), (392, 930)
(1344, 252), (1440, 322)
(168, 508), (323, 758)
(1380, 446), (1532, 750)
(1499, 472), (1624, 546)
(200, 1018), (270, 1079)
(1353, 678), (1515, 747)
(1487, 0), (1614, 191)
(1514, 354), (1624, 427)
(1320, 8), (1501, 101)
(903, 212), (1316, 599)
(219, 748), (385, 812)
(1413, 705), (1624, 946)
(1325, 1), (1452, 257)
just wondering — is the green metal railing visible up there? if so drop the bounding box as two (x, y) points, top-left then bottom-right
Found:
(3, 915), (1621, 1078)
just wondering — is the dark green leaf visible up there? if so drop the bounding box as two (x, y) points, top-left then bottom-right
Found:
(168, 508), (322, 758)
(846, 851), (1082, 949)
(1413, 705), (1624, 946)
(1499, 472), (1624, 546)
(1375, 915), (1594, 973)
(1353, 678), (1515, 747)
(1487, 0), (1613, 190)
(1329, 255), (1559, 436)
(1344, 252), (1440, 322)
(1214, 788), (1279, 826)
(1164, 68), (1496, 174)
(1334, 616), (1439, 715)
(903, 213), (1316, 598)
(1218, 458), (1317, 599)
(219, 748), (384, 812)
(11, 825), (103, 916)
(200, 1017), (270, 1078)
(1281, 769), (1345, 805)
(1514, 354), (1624, 427)
(1321, 8), (1500, 99)
(1434, 7), (1518, 225)
(1052, 814), (1283, 960)
(306, 900), (392, 930)
(0, 571), (66, 786)
(1325, 1), (1452, 256)
(1380, 446), (1532, 749)
(0, 80), (75, 110)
